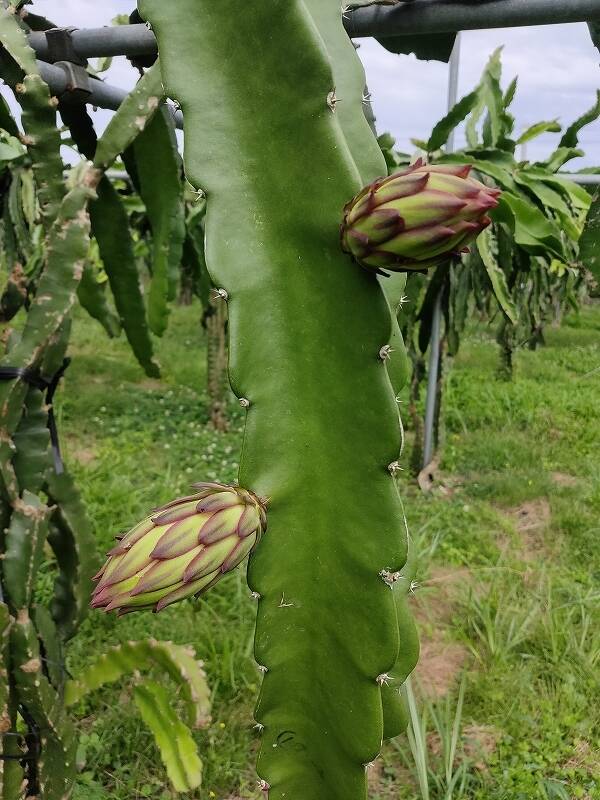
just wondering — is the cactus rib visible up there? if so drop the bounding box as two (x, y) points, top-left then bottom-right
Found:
(133, 682), (203, 792)
(46, 470), (100, 639)
(89, 178), (160, 378)
(64, 639), (211, 730)
(130, 104), (186, 335)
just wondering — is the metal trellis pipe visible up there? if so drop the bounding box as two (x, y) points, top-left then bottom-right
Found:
(27, 25), (158, 62)
(346, 0), (600, 38)
(560, 173), (600, 185)
(35, 60), (183, 129)
(25, 0), (600, 63)
(422, 32), (461, 473)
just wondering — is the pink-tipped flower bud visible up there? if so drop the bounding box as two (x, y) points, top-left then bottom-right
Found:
(340, 160), (501, 274)
(91, 482), (267, 615)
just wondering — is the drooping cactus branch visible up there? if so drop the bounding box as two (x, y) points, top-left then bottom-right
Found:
(140, 1), (417, 796)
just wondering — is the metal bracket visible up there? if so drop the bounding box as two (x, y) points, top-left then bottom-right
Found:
(53, 61), (91, 104)
(44, 27), (87, 66)
(42, 27), (91, 103)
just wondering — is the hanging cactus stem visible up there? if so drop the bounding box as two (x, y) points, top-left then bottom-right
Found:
(139, 1), (418, 797)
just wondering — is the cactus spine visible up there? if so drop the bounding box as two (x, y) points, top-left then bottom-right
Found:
(141, 2), (417, 796)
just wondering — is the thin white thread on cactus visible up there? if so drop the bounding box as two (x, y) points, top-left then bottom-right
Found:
(279, 593), (294, 608)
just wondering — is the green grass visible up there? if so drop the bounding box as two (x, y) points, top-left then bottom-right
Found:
(55, 300), (600, 799)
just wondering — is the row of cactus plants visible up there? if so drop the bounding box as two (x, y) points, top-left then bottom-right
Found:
(0, 9), (212, 796)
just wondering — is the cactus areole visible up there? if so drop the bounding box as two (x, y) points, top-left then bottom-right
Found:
(92, 483), (266, 614)
(340, 160), (501, 274)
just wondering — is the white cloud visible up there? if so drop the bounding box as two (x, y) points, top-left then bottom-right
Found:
(359, 22), (600, 168)
(6, 4), (600, 168)
(32, 0), (129, 29)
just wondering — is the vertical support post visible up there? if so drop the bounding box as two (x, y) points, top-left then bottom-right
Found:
(422, 32), (461, 470)
(206, 295), (229, 431)
(422, 291), (442, 468)
(445, 33), (462, 153)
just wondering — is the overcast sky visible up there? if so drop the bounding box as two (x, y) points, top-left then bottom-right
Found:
(14, 2), (600, 168)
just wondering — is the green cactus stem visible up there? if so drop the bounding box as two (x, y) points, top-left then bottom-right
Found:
(0, 13), (64, 229)
(140, 2), (417, 797)
(46, 470), (99, 639)
(88, 178), (161, 378)
(93, 61), (163, 172)
(64, 639), (211, 793)
(60, 101), (162, 378)
(76, 260), (122, 339)
(10, 610), (77, 797)
(0, 602), (23, 800)
(130, 104), (186, 336)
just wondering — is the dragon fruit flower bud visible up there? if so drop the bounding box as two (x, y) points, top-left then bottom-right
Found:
(91, 482), (267, 615)
(340, 159), (501, 274)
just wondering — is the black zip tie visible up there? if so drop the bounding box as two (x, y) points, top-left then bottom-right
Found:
(0, 358), (71, 474)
